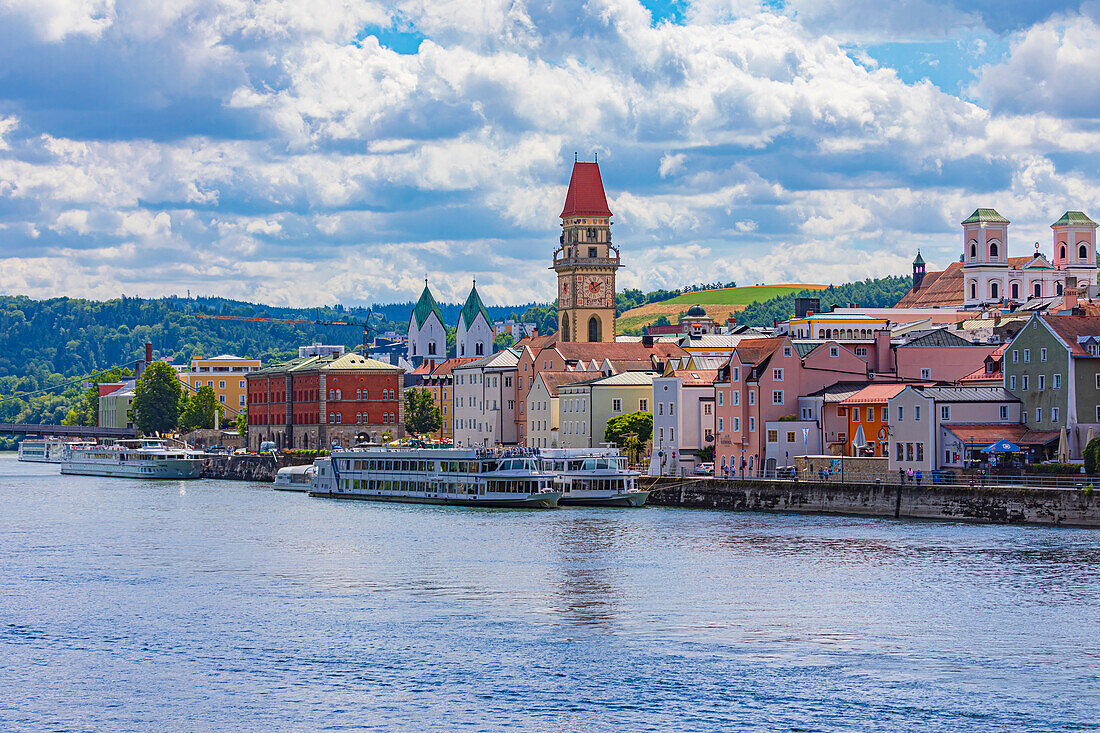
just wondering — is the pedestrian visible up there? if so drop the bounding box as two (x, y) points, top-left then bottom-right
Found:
(915, 469), (922, 486)
(906, 467), (914, 483)
(899, 468), (905, 484)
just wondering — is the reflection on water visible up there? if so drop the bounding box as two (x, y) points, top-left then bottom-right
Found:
(1, 454), (1099, 732)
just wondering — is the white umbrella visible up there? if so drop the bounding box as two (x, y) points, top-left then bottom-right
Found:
(1057, 427), (1069, 463)
(852, 423), (866, 453)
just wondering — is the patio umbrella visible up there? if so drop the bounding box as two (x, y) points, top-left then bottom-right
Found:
(1087, 426), (1096, 450)
(852, 423), (866, 450)
(981, 439), (1022, 454)
(1057, 427), (1069, 463)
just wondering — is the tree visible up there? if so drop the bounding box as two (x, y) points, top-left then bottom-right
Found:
(605, 410), (653, 447)
(696, 445), (715, 462)
(62, 366), (134, 427)
(129, 361), (183, 435)
(235, 407), (247, 436)
(179, 384), (225, 433)
(493, 332), (515, 351)
(404, 387), (442, 436)
(1085, 437), (1100, 474)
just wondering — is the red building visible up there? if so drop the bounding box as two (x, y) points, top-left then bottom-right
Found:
(246, 352), (404, 450)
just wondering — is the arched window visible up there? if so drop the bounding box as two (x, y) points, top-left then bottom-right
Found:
(970, 282), (977, 299)
(328, 389), (334, 400)
(1060, 244), (1067, 260)
(588, 315), (601, 343)
(1034, 282), (1042, 297)
(1081, 244), (1089, 260)
(335, 389), (341, 400)
(561, 318), (570, 342)
(990, 282), (999, 299)
(1057, 282), (1064, 295)
(336, 413), (342, 424)
(328, 412), (334, 424)
(989, 242), (999, 258)
(356, 389), (361, 399)
(970, 243), (977, 259)
(460, 343), (465, 356)
(1011, 283), (1020, 300)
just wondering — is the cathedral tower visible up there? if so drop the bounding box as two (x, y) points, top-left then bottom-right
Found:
(552, 160), (620, 343)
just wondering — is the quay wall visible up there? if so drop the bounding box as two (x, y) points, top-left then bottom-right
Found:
(641, 477), (1100, 528)
(200, 454), (314, 483)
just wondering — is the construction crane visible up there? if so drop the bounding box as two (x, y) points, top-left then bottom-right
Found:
(195, 311), (375, 352)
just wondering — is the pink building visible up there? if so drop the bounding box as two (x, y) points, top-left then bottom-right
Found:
(714, 337), (867, 476)
(865, 330), (998, 382)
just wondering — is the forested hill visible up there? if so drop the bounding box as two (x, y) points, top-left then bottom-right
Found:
(735, 276), (913, 327)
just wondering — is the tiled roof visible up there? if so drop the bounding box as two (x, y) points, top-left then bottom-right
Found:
(894, 261), (964, 308)
(459, 284), (490, 330)
(897, 328), (981, 348)
(537, 371), (597, 396)
(670, 369), (718, 386)
(552, 340), (687, 367)
(455, 349), (520, 370)
(961, 208), (1009, 225)
(942, 423), (1059, 446)
(729, 338), (785, 366)
(840, 383), (910, 405)
(424, 357), (479, 379)
(909, 386), (1019, 403)
(559, 162), (612, 218)
(1051, 211), (1098, 227)
(412, 284), (444, 329)
(803, 381), (872, 403)
(1040, 314), (1100, 357)
(251, 352), (403, 376)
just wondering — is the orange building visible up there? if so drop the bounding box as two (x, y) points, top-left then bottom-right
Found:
(182, 355), (261, 415)
(839, 384), (909, 457)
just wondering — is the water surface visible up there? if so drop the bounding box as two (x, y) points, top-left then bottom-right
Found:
(1, 454), (1098, 731)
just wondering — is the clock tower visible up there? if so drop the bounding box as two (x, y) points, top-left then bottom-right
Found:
(552, 160), (620, 343)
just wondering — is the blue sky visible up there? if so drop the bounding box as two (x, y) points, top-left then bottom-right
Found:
(1, 0), (1099, 307)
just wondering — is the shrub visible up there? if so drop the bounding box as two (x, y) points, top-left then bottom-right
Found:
(1029, 463), (1083, 475)
(1084, 438), (1100, 475)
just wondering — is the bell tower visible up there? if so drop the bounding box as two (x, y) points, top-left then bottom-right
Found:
(552, 159), (620, 343)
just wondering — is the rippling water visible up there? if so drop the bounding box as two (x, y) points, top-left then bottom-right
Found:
(1, 453), (1099, 731)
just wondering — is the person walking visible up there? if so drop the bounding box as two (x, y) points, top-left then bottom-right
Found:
(906, 467), (914, 483)
(915, 469), (922, 486)
(899, 468), (905, 484)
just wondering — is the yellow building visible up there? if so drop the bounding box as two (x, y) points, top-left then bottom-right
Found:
(784, 313), (889, 341)
(181, 355), (260, 415)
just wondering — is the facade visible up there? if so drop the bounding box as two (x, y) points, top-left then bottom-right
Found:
(421, 358), (477, 444)
(526, 372), (593, 449)
(714, 338), (868, 476)
(456, 283), (493, 359)
(649, 369), (717, 475)
(783, 313), (888, 341)
(889, 330), (998, 382)
(452, 349), (520, 447)
(407, 283), (446, 368)
(246, 352), (404, 450)
(798, 382), (869, 457)
(1004, 314), (1100, 458)
(887, 386), (1022, 473)
(762, 420), (821, 474)
(181, 355), (259, 412)
(492, 320), (537, 341)
(553, 161), (620, 343)
(839, 384), (909, 457)
(98, 384), (135, 429)
(558, 371), (657, 450)
(895, 209), (1098, 309)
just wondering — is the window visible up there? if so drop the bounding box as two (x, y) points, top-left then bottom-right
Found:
(1040, 348), (1047, 362)
(219, 395), (225, 403)
(639, 399), (648, 412)
(767, 429), (778, 443)
(239, 380), (245, 388)
(1038, 375), (1046, 390)
(1081, 244), (1089, 260)
(946, 449), (952, 464)
(906, 443), (914, 461)
(852, 407), (861, 422)
(718, 417), (724, 432)
(1053, 374), (1061, 389)
(1012, 350), (1018, 363)
(1036, 407), (1042, 423)
(733, 417), (740, 431)
(669, 403), (675, 416)
(1000, 405), (1008, 421)
(867, 407), (875, 422)
(219, 380), (225, 389)
(717, 392), (724, 406)
(829, 347), (839, 357)
(990, 242), (998, 258)
(1010, 375), (1017, 390)
(329, 389), (335, 399)
(916, 443), (924, 462)
(328, 412), (334, 424)
(748, 392), (755, 406)
(772, 391), (784, 405)
(612, 399), (622, 412)
(941, 405), (950, 421)
(749, 417), (756, 432)
(920, 368), (931, 380)
(704, 403), (712, 415)
(897, 406), (904, 421)
(1023, 349), (1030, 363)
(896, 442), (903, 460)
(733, 392), (739, 406)
(855, 347), (868, 357)
(732, 367), (739, 382)
(1052, 407), (1059, 423)
(1022, 375), (1029, 390)
(773, 368), (784, 381)
(783, 347), (792, 357)
(239, 395), (245, 406)
(658, 403), (664, 416)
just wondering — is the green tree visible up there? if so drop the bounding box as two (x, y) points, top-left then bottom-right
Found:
(404, 387), (442, 436)
(605, 410), (653, 447)
(493, 332), (515, 351)
(179, 384), (224, 433)
(61, 366), (134, 427)
(1085, 437), (1100, 474)
(696, 445), (715, 462)
(235, 407), (247, 436)
(129, 361), (183, 435)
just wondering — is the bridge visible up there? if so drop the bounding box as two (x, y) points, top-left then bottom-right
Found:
(0, 423), (138, 438)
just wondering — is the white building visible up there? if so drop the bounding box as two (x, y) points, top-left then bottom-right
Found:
(649, 369), (717, 476)
(526, 372), (592, 449)
(407, 282), (447, 368)
(453, 349), (519, 447)
(456, 282), (493, 359)
(299, 343), (345, 358)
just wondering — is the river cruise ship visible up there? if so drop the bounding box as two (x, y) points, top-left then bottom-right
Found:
(310, 448), (561, 508)
(18, 438), (96, 463)
(59, 439), (204, 479)
(273, 463), (316, 491)
(540, 448), (649, 507)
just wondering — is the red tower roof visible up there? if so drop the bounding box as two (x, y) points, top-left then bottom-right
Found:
(559, 161), (612, 218)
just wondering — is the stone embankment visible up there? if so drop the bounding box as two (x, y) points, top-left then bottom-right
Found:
(201, 454), (315, 483)
(641, 477), (1100, 528)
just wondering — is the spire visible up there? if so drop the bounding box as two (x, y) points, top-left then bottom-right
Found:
(913, 250), (925, 266)
(459, 280), (490, 330)
(560, 160), (612, 218)
(412, 282), (444, 329)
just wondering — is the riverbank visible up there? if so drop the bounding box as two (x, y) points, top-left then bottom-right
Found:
(641, 477), (1100, 527)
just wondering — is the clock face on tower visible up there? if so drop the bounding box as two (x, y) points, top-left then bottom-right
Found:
(580, 275), (612, 307)
(559, 279), (572, 308)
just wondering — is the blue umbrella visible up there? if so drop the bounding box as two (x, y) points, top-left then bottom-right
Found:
(981, 439), (1022, 454)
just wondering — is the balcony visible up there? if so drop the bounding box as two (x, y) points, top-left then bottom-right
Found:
(551, 255), (621, 268)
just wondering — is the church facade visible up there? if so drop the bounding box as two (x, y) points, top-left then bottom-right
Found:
(896, 208), (1098, 309)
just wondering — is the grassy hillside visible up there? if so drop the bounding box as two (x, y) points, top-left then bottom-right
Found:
(618, 284), (825, 333)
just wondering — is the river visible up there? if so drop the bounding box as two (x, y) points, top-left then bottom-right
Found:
(1, 453), (1098, 731)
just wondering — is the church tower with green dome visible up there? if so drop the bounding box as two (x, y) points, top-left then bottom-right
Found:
(457, 281), (493, 358)
(407, 281), (446, 368)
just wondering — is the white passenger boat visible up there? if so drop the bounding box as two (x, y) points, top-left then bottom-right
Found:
(310, 448), (561, 508)
(273, 463), (316, 491)
(18, 438), (96, 463)
(540, 448), (649, 507)
(59, 439), (204, 479)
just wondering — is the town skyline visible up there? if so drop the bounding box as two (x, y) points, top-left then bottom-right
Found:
(1, 2), (1098, 307)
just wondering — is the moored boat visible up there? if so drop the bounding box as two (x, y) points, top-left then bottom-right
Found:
(273, 463), (316, 491)
(540, 448), (649, 507)
(18, 437), (96, 463)
(309, 447), (561, 508)
(59, 439), (203, 479)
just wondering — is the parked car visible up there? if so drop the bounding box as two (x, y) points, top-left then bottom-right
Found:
(775, 465), (797, 479)
(205, 444), (228, 454)
(695, 462), (714, 476)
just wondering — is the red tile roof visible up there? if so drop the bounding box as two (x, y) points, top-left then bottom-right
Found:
(895, 261), (965, 307)
(425, 357), (479, 379)
(538, 371), (597, 396)
(839, 383), (909, 405)
(559, 162), (612, 218)
(1041, 315), (1100, 356)
(670, 369), (718, 386)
